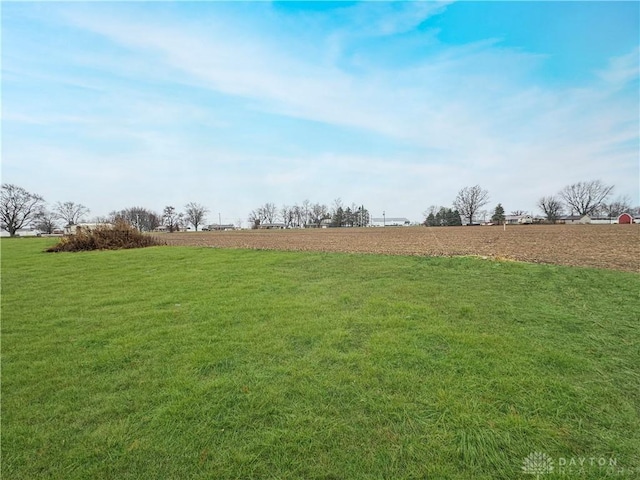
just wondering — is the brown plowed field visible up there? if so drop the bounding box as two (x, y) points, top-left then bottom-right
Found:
(160, 224), (639, 272)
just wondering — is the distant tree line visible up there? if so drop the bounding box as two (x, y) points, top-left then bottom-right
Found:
(92, 203), (210, 233)
(0, 183), (210, 236)
(2, 179), (637, 237)
(423, 180), (636, 226)
(96, 203), (210, 233)
(537, 180), (632, 223)
(423, 206), (463, 226)
(248, 198), (370, 229)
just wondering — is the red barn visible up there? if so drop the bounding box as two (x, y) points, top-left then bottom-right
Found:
(618, 213), (633, 224)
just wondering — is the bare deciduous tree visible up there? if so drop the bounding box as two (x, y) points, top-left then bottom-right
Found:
(453, 185), (490, 225)
(559, 180), (613, 216)
(34, 209), (59, 234)
(280, 205), (295, 228)
(248, 209), (261, 229)
(262, 202), (277, 224)
(1, 184), (46, 236)
(291, 204), (303, 228)
(538, 196), (564, 223)
(600, 195), (632, 218)
(184, 202), (208, 231)
(54, 201), (90, 226)
(162, 206), (183, 232)
(301, 199), (311, 226)
(423, 205), (439, 219)
(111, 207), (160, 232)
(89, 215), (111, 224)
(309, 203), (329, 226)
(248, 203), (278, 228)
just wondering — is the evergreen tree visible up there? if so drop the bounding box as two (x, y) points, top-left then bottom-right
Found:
(491, 203), (506, 224)
(344, 207), (353, 227)
(424, 207), (462, 226)
(331, 206), (344, 227)
(447, 209), (462, 226)
(425, 213), (436, 226)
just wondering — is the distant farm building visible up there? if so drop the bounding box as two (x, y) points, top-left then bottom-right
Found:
(258, 223), (286, 229)
(560, 214), (637, 225)
(504, 214), (533, 225)
(560, 215), (591, 225)
(370, 217), (410, 227)
(0, 228), (41, 237)
(618, 213), (634, 224)
(64, 223), (113, 235)
(589, 216), (618, 225)
(320, 219), (333, 228)
(204, 224), (236, 231)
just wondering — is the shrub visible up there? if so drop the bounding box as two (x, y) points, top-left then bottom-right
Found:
(45, 222), (164, 252)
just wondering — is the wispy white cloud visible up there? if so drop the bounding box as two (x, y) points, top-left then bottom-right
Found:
(334, 1), (451, 37)
(597, 47), (640, 87)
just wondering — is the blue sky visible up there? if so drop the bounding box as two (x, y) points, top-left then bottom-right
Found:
(2, 1), (638, 225)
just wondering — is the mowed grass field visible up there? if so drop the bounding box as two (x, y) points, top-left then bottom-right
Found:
(2, 238), (639, 479)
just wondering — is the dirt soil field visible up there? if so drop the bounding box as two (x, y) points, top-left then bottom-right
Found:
(161, 224), (639, 272)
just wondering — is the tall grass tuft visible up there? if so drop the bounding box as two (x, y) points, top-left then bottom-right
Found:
(45, 221), (164, 252)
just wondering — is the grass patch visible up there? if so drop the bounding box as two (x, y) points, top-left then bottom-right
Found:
(2, 238), (639, 479)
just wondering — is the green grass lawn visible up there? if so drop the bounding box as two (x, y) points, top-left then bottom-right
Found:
(2, 238), (639, 479)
